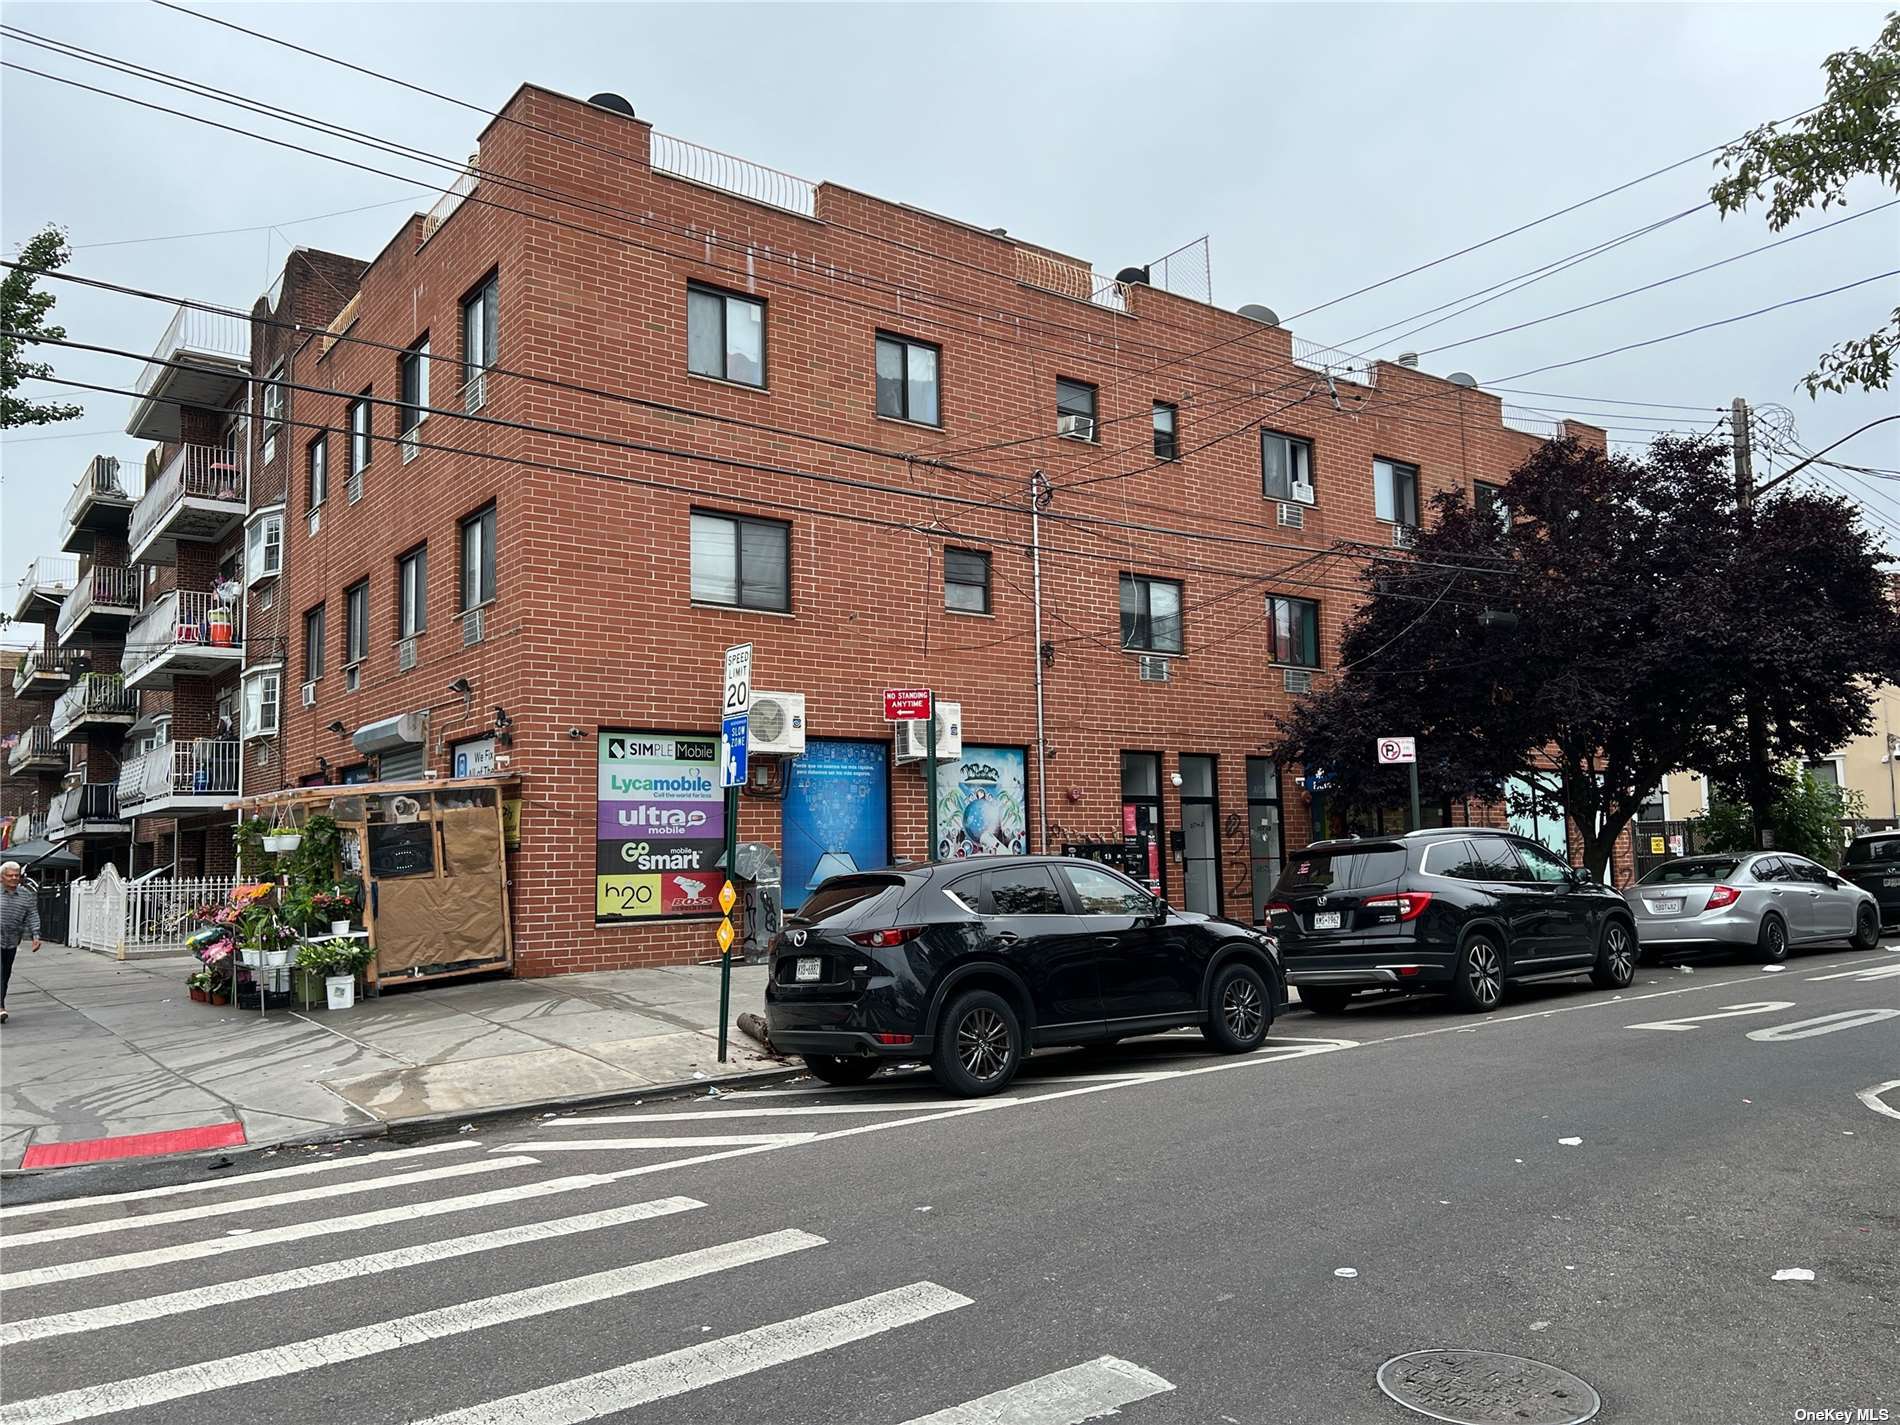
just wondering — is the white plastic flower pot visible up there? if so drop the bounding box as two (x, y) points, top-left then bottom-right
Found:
(265, 948), (290, 969)
(238, 947), (262, 967)
(263, 832), (302, 853)
(330, 920), (352, 936)
(325, 975), (356, 1010)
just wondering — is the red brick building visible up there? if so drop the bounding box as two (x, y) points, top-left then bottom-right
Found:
(241, 84), (1611, 978)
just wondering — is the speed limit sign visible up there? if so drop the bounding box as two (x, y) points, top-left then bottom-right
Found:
(1376, 736), (1416, 765)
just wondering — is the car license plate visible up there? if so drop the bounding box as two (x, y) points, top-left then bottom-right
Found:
(1652, 898), (1682, 914)
(1312, 911), (1342, 930)
(1884, 879), (1900, 889)
(795, 956), (822, 983)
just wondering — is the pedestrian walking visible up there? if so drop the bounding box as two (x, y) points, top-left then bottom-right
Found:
(0, 859), (43, 1024)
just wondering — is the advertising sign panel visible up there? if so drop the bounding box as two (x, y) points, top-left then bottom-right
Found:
(596, 731), (725, 921)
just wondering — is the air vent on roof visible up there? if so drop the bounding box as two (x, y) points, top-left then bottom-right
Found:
(1238, 304), (1281, 326)
(1397, 352), (1420, 368)
(588, 93), (636, 118)
(1448, 371), (1478, 388)
(1116, 266), (1151, 286)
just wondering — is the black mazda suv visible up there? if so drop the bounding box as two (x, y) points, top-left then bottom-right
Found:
(1269, 829), (1638, 1014)
(764, 855), (1286, 1096)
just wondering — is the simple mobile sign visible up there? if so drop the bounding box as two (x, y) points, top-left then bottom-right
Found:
(884, 687), (933, 722)
(1376, 737), (1417, 765)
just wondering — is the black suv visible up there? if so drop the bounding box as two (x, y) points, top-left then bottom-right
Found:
(1269, 829), (1638, 1014)
(1839, 830), (1900, 928)
(764, 855), (1286, 1096)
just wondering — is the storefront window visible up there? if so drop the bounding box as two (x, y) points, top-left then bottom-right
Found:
(1120, 751), (1165, 896)
(1179, 754), (1221, 916)
(1247, 758), (1284, 924)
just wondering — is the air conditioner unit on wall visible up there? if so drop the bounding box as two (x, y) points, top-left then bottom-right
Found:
(894, 700), (962, 763)
(1056, 413), (1096, 441)
(746, 692), (806, 755)
(1283, 667), (1314, 694)
(300, 681), (316, 708)
(1391, 523), (1417, 549)
(1137, 656), (1171, 683)
(1290, 478), (1316, 506)
(397, 637), (417, 672)
(1277, 502), (1305, 529)
(462, 606), (485, 646)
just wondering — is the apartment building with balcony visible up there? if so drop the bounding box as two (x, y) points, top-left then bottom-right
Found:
(249, 83), (1612, 979)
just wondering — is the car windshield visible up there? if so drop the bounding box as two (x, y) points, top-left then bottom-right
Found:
(1274, 845), (1406, 893)
(1639, 857), (1741, 885)
(795, 875), (905, 924)
(1844, 837), (1900, 865)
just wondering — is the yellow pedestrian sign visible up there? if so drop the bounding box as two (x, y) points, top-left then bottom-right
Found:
(716, 917), (735, 954)
(718, 880), (737, 915)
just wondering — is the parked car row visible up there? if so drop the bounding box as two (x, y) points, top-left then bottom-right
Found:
(763, 829), (1884, 1098)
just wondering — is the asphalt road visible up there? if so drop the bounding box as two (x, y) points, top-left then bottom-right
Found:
(3, 944), (1895, 1425)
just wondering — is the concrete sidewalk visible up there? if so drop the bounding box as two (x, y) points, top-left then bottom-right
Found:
(0, 941), (785, 1172)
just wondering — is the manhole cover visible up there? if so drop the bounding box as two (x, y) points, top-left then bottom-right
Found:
(1376, 1350), (1600, 1425)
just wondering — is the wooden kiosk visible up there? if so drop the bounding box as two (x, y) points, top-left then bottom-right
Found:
(236, 774), (517, 989)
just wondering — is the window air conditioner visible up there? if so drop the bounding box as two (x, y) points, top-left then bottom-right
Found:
(397, 637), (418, 672)
(462, 606), (486, 646)
(307, 509), (321, 537)
(1056, 413), (1096, 441)
(1283, 668), (1315, 694)
(1391, 523), (1417, 549)
(746, 692), (807, 755)
(1277, 503), (1305, 529)
(1137, 656), (1171, 683)
(345, 665), (362, 692)
(894, 700), (962, 763)
(300, 681), (317, 708)
(1290, 478), (1316, 506)
(399, 430), (420, 465)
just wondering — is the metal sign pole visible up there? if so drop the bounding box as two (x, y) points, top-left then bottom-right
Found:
(1409, 761), (1421, 833)
(925, 705), (939, 862)
(718, 784), (736, 1063)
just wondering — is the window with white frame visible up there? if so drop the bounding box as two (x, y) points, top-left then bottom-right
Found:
(307, 434), (328, 509)
(245, 508), (284, 585)
(348, 392), (372, 498)
(241, 667), (281, 739)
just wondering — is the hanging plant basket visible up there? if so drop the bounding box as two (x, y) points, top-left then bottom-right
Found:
(263, 831), (302, 853)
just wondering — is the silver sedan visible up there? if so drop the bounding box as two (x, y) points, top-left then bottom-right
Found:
(1623, 852), (1881, 963)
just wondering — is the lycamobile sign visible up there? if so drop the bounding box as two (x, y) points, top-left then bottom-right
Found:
(596, 732), (725, 921)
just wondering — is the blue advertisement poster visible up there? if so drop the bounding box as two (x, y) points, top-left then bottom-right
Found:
(937, 745), (1029, 860)
(782, 740), (890, 910)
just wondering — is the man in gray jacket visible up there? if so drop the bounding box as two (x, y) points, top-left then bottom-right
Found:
(0, 859), (42, 1024)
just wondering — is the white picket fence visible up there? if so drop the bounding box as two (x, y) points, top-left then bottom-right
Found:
(69, 866), (244, 960)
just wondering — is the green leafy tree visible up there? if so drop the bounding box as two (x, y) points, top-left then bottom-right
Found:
(1710, 12), (1900, 394)
(1694, 766), (1863, 866)
(0, 224), (84, 430)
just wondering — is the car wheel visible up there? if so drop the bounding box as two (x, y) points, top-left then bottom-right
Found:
(1852, 904), (1879, 951)
(1202, 962), (1272, 1052)
(1590, 918), (1639, 988)
(1452, 934), (1505, 1012)
(803, 1055), (880, 1087)
(930, 989), (1023, 1097)
(1757, 913), (1789, 964)
(1299, 986), (1354, 1015)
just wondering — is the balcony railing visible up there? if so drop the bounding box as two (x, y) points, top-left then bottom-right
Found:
(7, 810), (49, 847)
(54, 564), (141, 642)
(12, 645), (74, 697)
(47, 782), (123, 841)
(62, 455), (135, 528)
(1013, 247), (1131, 314)
(51, 672), (137, 742)
(1290, 337), (1379, 389)
(423, 161), (480, 239)
(129, 443), (246, 557)
(16, 556), (79, 604)
(7, 724), (63, 775)
(135, 306), (251, 399)
(123, 588), (243, 686)
(651, 133), (817, 218)
(118, 738), (240, 813)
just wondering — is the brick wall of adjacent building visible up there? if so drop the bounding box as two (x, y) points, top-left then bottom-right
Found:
(275, 83), (1621, 976)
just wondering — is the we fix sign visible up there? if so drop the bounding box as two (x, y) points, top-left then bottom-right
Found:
(883, 688), (932, 722)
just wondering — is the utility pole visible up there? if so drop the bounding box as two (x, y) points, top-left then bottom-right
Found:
(1029, 471), (1051, 855)
(1733, 397), (1772, 849)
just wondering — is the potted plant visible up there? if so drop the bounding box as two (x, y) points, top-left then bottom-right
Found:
(186, 968), (212, 1004)
(304, 937), (372, 1009)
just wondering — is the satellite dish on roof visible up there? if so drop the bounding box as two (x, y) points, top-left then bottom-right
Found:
(588, 93), (636, 118)
(1447, 371), (1479, 388)
(1238, 304), (1280, 326)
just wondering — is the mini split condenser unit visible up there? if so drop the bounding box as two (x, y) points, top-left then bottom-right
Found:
(746, 692), (807, 755)
(894, 701), (962, 762)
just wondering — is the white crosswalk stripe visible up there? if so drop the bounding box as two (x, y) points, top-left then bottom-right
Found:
(495, 1134), (817, 1151)
(2, 1156), (539, 1248)
(1, 1171), (616, 1289)
(0, 1195), (706, 1347)
(0, 1142), (482, 1221)
(570, 1101), (1021, 1121)
(898, 1356), (1176, 1424)
(0, 1230), (826, 1425)
(414, 1282), (976, 1425)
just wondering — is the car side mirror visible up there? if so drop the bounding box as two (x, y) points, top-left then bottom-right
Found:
(1143, 896), (1169, 925)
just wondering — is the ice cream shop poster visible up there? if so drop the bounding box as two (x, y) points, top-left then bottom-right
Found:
(595, 731), (726, 921)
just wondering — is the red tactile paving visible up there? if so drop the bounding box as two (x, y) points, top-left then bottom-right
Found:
(20, 1122), (247, 1169)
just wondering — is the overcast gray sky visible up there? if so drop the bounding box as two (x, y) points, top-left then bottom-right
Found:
(4, 1), (1897, 646)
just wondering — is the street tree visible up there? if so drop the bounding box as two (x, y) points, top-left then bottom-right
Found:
(1711, 11), (1900, 394)
(1696, 766), (1864, 867)
(1273, 437), (1900, 876)
(0, 224), (83, 430)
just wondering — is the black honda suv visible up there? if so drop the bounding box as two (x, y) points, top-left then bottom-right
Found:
(764, 855), (1285, 1096)
(1269, 829), (1638, 1014)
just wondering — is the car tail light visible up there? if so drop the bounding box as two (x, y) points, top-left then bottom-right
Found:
(1265, 901), (1292, 917)
(848, 927), (923, 948)
(1363, 892), (1434, 923)
(874, 1033), (913, 1045)
(1705, 885), (1741, 910)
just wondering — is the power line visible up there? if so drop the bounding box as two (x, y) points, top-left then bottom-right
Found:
(69, 193), (428, 249)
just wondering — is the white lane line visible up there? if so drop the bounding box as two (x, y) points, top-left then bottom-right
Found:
(494, 1135), (817, 1151)
(0, 1195), (706, 1347)
(416, 1281), (973, 1425)
(1746, 1008), (1900, 1041)
(1857, 1079), (1900, 1121)
(1808, 963), (1900, 982)
(1626, 1001), (1795, 1031)
(0, 1230), (823, 1425)
(571, 1101), (1023, 1122)
(0, 1143), (481, 1221)
(2, 1157), (540, 1249)
(898, 1355), (1176, 1425)
(1, 1172), (617, 1290)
